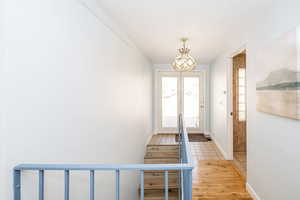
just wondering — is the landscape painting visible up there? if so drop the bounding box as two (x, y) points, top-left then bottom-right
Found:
(256, 27), (300, 120)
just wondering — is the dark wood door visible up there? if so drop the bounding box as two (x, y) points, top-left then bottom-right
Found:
(232, 53), (246, 153)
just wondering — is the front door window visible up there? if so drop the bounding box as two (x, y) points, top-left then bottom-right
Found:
(161, 77), (178, 128)
(183, 77), (200, 128)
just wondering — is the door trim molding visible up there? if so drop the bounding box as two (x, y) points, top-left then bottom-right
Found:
(226, 45), (247, 160)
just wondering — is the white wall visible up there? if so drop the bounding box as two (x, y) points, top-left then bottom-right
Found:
(0, 0), (152, 199)
(210, 0), (300, 199)
(210, 56), (230, 158)
(0, 0), (6, 196)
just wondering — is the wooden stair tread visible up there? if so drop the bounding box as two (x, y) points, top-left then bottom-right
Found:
(143, 170), (180, 173)
(144, 156), (179, 160)
(141, 174), (179, 189)
(144, 171), (179, 177)
(146, 145), (179, 151)
(147, 144), (179, 147)
(148, 134), (178, 146)
(143, 189), (179, 200)
(145, 152), (179, 159)
(143, 184), (179, 189)
(144, 172), (179, 180)
(144, 158), (179, 164)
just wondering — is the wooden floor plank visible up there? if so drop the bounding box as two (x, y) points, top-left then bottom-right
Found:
(192, 160), (252, 200)
(233, 151), (247, 178)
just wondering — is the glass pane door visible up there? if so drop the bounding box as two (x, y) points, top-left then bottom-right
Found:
(157, 71), (204, 133)
(161, 77), (178, 128)
(238, 68), (246, 121)
(183, 77), (200, 128)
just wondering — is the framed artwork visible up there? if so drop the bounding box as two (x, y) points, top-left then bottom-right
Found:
(256, 27), (300, 120)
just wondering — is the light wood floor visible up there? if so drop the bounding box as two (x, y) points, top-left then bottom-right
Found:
(191, 141), (252, 200)
(191, 141), (224, 161)
(233, 151), (247, 177)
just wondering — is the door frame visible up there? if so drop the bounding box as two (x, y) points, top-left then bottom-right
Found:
(154, 68), (207, 134)
(227, 45), (247, 160)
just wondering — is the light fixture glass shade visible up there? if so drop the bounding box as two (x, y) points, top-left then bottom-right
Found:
(172, 38), (197, 72)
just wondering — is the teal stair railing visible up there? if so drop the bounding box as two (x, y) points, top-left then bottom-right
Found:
(13, 114), (194, 200)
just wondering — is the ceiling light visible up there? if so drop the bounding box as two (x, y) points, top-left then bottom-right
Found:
(172, 38), (197, 72)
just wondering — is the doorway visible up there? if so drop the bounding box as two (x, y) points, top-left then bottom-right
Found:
(156, 71), (205, 133)
(232, 51), (247, 177)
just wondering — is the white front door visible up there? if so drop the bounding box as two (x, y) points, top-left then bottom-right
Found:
(156, 71), (205, 133)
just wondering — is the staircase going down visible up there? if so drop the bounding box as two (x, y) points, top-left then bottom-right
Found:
(140, 134), (180, 200)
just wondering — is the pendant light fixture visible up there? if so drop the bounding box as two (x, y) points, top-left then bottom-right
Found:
(172, 38), (197, 72)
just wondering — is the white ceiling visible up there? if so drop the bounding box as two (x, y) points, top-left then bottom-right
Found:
(97, 0), (274, 64)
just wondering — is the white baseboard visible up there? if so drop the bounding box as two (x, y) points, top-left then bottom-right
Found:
(246, 183), (262, 200)
(211, 135), (228, 159)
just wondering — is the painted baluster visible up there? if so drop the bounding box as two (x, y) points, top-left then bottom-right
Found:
(183, 169), (192, 200)
(90, 170), (95, 200)
(165, 171), (168, 200)
(64, 170), (70, 200)
(13, 170), (21, 200)
(140, 170), (144, 200)
(39, 170), (44, 200)
(116, 170), (120, 200)
(187, 169), (193, 200)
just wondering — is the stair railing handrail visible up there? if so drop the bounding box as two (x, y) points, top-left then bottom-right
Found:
(13, 114), (194, 200)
